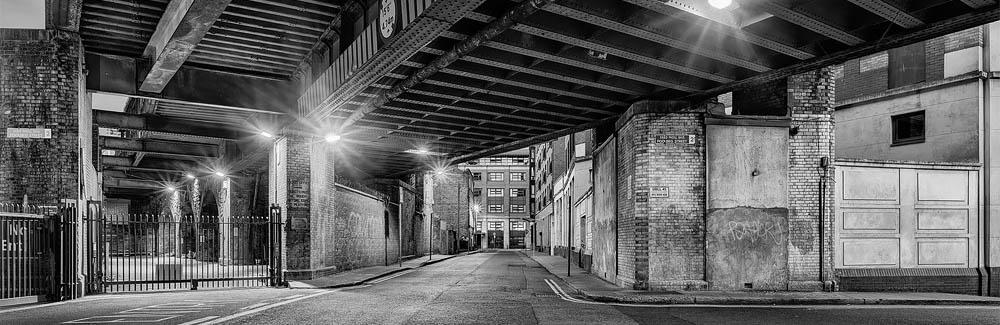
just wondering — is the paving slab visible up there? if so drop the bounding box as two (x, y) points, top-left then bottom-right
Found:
(524, 252), (1000, 306)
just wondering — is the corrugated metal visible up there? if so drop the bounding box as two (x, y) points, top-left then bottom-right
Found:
(297, 0), (433, 116)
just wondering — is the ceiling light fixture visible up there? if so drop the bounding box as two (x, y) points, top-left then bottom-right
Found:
(260, 131), (274, 138)
(708, 0), (732, 9)
(214, 171), (226, 177)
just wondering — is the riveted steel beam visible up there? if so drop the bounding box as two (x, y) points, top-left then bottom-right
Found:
(465, 12), (734, 84)
(364, 113), (521, 141)
(100, 136), (221, 159)
(372, 101), (555, 133)
(960, 0), (997, 9)
(547, 0), (773, 72)
(94, 111), (253, 140)
(339, 0), (557, 131)
(365, 108), (538, 138)
(140, 0), (232, 93)
(753, 1), (865, 45)
(847, 0), (923, 29)
(623, 0), (813, 60)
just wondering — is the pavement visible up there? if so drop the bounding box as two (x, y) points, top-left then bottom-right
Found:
(523, 251), (1000, 306)
(286, 252), (472, 289)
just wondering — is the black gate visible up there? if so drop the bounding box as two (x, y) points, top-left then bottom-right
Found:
(97, 205), (283, 292)
(1, 203), (81, 302)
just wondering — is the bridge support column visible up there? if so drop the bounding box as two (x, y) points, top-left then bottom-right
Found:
(269, 134), (337, 280)
(607, 68), (835, 291)
(0, 30), (90, 205)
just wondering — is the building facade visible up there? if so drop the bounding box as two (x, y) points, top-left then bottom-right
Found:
(460, 149), (531, 249)
(832, 22), (1000, 295)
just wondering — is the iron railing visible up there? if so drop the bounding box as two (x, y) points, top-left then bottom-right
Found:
(0, 203), (78, 301)
(99, 207), (282, 292)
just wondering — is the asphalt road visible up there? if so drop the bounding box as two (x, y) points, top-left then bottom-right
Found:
(3, 251), (998, 324)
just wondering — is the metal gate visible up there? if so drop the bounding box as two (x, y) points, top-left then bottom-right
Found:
(96, 205), (284, 292)
(1, 203), (81, 302)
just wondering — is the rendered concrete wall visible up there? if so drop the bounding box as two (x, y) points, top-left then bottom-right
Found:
(706, 125), (790, 291)
(836, 81), (980, 163)
(591, 136), (617, 283)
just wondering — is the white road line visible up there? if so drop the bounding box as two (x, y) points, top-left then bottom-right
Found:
(279, 294), (304, 301)
(0, 296), (127, 315)
(239, 302), (268, 310)
(177, 316), (219, 325)
(200, 290), (334, 325)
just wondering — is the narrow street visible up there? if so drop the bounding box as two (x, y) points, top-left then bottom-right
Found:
(6, 252), (997, 324)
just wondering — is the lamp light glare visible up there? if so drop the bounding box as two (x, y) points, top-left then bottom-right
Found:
(166, 186), (176, 192)
(324, 133), (341, 143)
(214, 171), (226, 177)
(708, 0), (732, 9)
(260, 131), (274, 138)
(185, 173), (195, 179)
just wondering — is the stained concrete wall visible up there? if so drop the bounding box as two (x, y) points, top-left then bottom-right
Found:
(330, 187), (389, 271)
(836, 81), (980, 163)
(706, 124), (789, 291)
(591, 136), (617, 283)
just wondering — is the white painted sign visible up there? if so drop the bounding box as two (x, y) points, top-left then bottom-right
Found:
(6, 128), (51, 139)
(379, 0), (397, 39)
(650, 186), (669, 198)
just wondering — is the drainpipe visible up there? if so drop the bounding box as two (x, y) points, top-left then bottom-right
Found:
(819, 156), (830, 290)
(981, 23), (992, 296)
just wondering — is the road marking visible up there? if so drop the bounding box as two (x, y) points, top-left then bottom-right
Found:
(0, 296), (127, 315)
(368, 269), (416, 284)
(200, 290), (334, 325)
(177, 316), (219, 325)
(63, 301), (234, 323)
(279, 294), (304, 300)
(240, 303), (268, 310)
(543, 278), (1000, 309)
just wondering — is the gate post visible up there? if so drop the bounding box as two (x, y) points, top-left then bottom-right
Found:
(46, 213), (61, 302)
(268, 205), (284, 287)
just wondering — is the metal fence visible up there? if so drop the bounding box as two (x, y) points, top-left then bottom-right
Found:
(99, 206), (283, 292)
(0, 203), (79, 301)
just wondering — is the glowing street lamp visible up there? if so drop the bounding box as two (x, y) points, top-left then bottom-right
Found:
(260, 131), (275, 138)
(324, 133), (341, 143)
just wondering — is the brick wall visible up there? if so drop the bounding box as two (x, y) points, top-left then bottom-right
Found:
(282, 135), (312, 273)
(787, 68), (836, 289)
(0, 31), (82, 204)
(616, 118), (637, 288)
(733, 77), (787, 116)
(432, 172), (470, 240)
(835, 26), (983, 102)
(591, 136), (617, 283)
(332, 187), (389, 272)
(639, 112), (706, 290)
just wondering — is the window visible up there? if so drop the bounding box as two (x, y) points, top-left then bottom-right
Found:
(488, 204), (503, 213)
(888, 41), (925, 88)
(511, 221), (526, 230)
(509, 188), (526, 197)
(511, 204), (525, 213)
(476, 222), (483, 231)
(487, 188), (504, 197)
(472, 188), (482, 197)
(510, 172), (525, 181)
(488, 221), (503, 230)
(574, 143), (586, 157)
(488, 172), (504, 181)
(892, 111), (925, 146)
(472, 172), (482, 181)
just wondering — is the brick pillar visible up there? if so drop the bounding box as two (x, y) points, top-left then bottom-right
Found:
(271, 133), (337, 279)
(615, 101), (707, 290)
(0, 30), (84, 205)
(787, 68), (836, 290)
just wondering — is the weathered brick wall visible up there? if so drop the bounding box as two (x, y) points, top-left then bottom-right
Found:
(640, 112), (706, 290)
(787, 68), (836, 289)
(591, 136), (617, 283)
(0, 31), (82, 204)
(432, 172), (470, 239)
(332, 187), (388, 271)
(835, 26), (982, 101)
(282, 135), (312, 272)
(733, 78), (787, 116)
(616, 115), (638, 288)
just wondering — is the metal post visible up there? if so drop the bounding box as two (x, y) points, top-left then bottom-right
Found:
(567, 194), (572, 277)
(399, 186), (403, 268)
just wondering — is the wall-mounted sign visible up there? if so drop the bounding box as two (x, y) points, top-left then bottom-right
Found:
(6, 128), (51, 139)
(635, 190), (648, 203)
(377, 0), (401, 48)
(650, 186), (669, 198)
